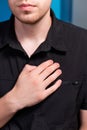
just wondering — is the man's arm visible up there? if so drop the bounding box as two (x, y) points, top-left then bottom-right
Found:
(79, 110), (87, 130)
(0, 60), (62, 128)
(0, 92), (20, 128)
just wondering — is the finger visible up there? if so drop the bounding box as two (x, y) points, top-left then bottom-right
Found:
(33, 60), (54, 74)
(40, 63), (60, 80)
(43, 69), (62, 88)
(43, 79), (62, 99)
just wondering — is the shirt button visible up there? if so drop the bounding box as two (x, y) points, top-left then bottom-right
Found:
(72, 81), (79, 85)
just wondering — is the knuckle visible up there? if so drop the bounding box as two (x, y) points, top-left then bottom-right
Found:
(50, 66), (55, 72)
(37, 93), (44, 101)
(50, 87), (55, 93)
(25, 64), (30, 70)
(56, 69), (62, 76)
(58, 69), (62, 74)
(49, 86), (57, 94)
(49, 75), (55, 81)
(47, 68), (52, 73)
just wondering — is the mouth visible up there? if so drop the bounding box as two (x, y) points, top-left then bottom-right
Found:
(19, 3), (36, 7)
(17, 3), (36, 10)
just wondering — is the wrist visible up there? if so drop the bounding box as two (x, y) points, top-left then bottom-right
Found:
(2, 89), (22, 113)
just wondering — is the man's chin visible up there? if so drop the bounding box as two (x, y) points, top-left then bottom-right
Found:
(21, 20), (38, 25)
(16, 16), (40, 25)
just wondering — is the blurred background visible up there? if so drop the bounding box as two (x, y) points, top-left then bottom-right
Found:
(0, 0), (87, 29)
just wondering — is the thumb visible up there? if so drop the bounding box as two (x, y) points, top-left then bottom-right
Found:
(23, 64), (36, 73)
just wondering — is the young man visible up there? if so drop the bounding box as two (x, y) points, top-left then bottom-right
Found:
(0, 0), (87, 129)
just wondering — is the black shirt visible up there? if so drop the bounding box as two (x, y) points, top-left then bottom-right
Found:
(0, 11), (87, 130)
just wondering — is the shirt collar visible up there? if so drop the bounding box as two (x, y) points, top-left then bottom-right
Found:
(47, 10), (67, 52)
(34, 10), (67, 55)
(0, 9), (67, 53)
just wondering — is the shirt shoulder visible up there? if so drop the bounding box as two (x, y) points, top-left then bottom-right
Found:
(55, 18), (87, 38)
(54, 18), (87, 51)
(0, 20), (10, 29)
(0, 20), (11, 48)
(0, 20), (10, 39)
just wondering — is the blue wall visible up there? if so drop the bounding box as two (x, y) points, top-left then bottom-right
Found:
(0, 0), (11, 21)
(51, 0), (61, 18)
(60, 0), (72, 22)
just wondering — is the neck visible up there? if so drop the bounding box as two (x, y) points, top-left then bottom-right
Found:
(15, 10), (52, 44)
(14, 9), (52, 57)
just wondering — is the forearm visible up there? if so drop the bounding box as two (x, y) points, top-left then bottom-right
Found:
(79, 110), (87, 130)
(79, 125), (87, 130)
(0, 91), (20, 128)
(79, 127), (87, 130)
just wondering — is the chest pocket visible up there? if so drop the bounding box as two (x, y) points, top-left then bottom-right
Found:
(39, 80), (83, 128)
(55, 80), (82, 128)
(55, 80), (82, 119)
(61, 80), (82, 106)
(0, 76), (16, 97)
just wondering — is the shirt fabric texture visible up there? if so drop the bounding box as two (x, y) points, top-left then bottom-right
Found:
(0, 10), (87, 130)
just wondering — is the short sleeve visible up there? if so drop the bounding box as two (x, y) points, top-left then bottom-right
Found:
(80, 76), (87, 110)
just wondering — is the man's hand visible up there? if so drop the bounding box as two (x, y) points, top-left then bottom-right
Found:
(11, 60), (62, 110)
(0, 60), (62, 128)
